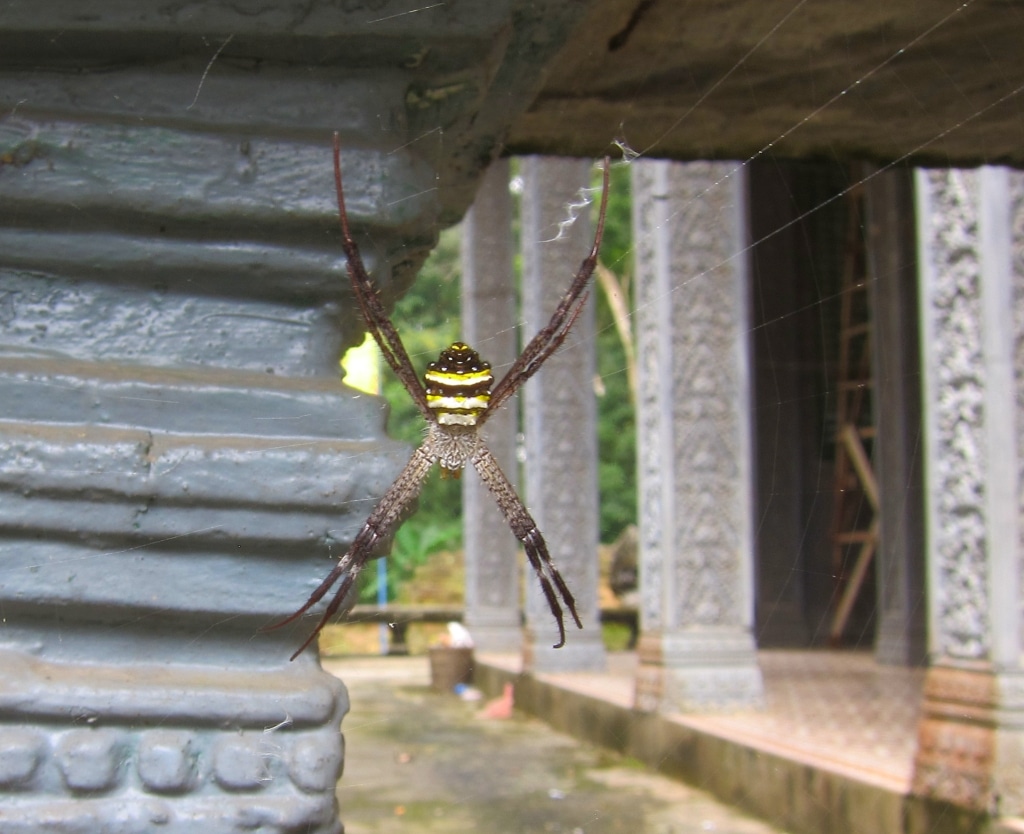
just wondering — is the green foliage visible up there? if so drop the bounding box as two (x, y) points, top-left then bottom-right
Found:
(358, 508), (462, 604)
(600, 621), (635, 652)
(591, 163), (637, 542)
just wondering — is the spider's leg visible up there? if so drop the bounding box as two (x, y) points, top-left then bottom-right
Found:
(276, 547), (366, 661)
(483, 156), (611, 420)
(470, 445), (582, 648)
(333, 132), (433, 421)
(267, 443), (436, 660)
(520, 528), (577, 648)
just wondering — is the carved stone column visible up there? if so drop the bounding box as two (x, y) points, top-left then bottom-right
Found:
(520, 156), (606, 672)
(912, 167), (1024, 817)
(632, 159), (763, 713)
(462, 159), (522, 652)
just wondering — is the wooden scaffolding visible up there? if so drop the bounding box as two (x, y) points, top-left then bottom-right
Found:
(829, 182), (879, 645)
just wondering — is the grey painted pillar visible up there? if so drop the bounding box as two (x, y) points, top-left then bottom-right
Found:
(632, 159), (764, 713)
(912, 167), (1024, 817)
(461, 159), (522, 652)
(519, 157), (606, 672)
(0, 4), (599, 831)
(0, 91), (421, 834)
(863, 167), (928, 666)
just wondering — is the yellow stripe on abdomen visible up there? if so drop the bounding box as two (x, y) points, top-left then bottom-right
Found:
(424, 342), (493, 427)
(424, 368), (493, 387)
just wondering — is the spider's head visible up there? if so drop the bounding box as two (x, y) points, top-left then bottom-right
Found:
(424, 342), (493, 427)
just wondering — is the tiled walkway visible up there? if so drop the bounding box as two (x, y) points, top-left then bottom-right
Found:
(684, 651), (923, 790)
(480, 649), (925, 792)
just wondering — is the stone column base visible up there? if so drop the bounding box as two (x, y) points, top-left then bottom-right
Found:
(634, 630), (764, 714)
(0, 647), (346, 834)
(464, 606), (523, 653)
(912, 662), (1024, 817)
(524, 627), (607, 673)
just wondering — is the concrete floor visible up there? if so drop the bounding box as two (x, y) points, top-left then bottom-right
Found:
(329, 656), (794, 834)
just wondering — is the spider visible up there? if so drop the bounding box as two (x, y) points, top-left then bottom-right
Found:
(274, 133), (610, 660)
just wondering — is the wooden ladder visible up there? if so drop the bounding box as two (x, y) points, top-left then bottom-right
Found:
(829, 182), (879, 645)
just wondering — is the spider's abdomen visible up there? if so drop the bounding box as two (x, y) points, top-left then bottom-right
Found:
(425, 342), (493, 427)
